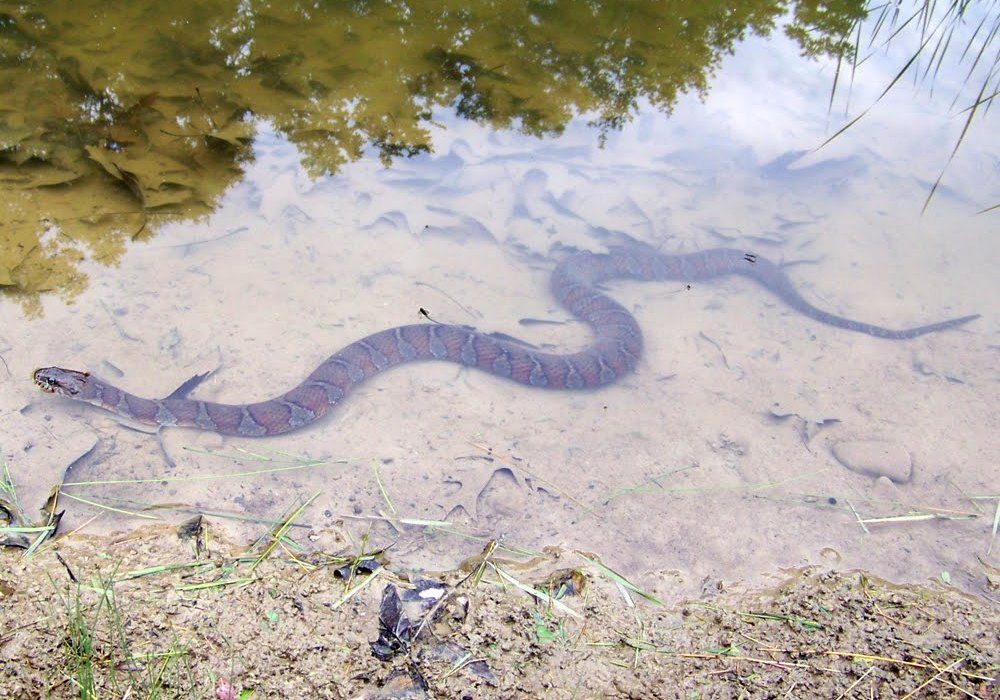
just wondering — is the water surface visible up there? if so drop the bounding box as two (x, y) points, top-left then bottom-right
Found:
(1, 1), (996, 601)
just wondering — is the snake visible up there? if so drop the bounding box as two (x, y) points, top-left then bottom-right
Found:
(33, 247), (979, 437)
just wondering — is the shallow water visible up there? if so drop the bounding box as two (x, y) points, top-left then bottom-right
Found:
(1, 2), (997, 601)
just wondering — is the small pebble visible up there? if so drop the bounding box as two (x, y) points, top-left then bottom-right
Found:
(872, 475), (900, 501)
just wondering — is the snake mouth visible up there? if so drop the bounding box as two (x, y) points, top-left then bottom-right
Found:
(32, 369), (57, 393)
(32, 367), (89, 396)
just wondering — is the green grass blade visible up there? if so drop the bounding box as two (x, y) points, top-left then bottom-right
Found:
(576, 552), (664, 606)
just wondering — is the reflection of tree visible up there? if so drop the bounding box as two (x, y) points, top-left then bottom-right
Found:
(0, 0), (868, 313)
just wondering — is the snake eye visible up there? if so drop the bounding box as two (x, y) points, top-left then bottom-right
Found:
(33, 369), (70, 393)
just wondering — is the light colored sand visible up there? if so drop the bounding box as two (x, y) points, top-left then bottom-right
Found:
(3, 119), (996, 604)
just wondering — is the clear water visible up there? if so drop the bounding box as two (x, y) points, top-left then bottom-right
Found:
(1, 1), (996, 600)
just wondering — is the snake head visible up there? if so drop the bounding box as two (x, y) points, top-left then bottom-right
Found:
(32, 367), (90, 396)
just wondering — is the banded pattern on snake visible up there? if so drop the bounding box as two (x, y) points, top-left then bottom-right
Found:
(33, 247), (979, 437)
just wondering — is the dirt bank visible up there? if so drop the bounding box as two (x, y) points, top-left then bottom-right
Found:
(1, 523), (997, 698)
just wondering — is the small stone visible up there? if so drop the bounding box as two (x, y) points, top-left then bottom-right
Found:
(831, 440), (913, 484)
(872, 475), (900, 501)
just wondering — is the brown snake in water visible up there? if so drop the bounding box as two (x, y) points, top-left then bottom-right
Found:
(34, 247), (979, 436)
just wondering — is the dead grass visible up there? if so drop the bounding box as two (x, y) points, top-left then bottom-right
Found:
(1, 522), (997, 699)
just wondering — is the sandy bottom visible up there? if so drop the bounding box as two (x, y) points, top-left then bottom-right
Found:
(8, 215), (996, 606)
(1, 524), (997, 699)
(3, 132), (996, 699)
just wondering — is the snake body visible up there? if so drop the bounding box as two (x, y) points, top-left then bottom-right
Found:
(33, 247), (979, 436)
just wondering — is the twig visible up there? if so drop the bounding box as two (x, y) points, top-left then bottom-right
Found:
(845, 499), (870, 534)
(899, 657), (965, 700)
(834, 666), (874, 700)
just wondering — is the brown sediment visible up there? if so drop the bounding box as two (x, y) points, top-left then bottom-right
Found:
(1, 525), (996, 699)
